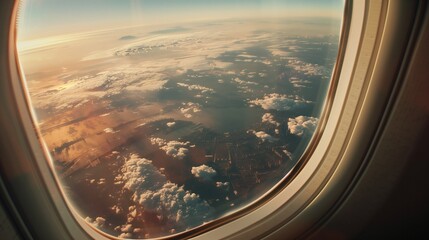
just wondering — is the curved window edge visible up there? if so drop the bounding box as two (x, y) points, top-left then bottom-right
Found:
(2, 0), (89, 239)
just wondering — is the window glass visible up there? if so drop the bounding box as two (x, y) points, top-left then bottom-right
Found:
(16, 0), (344, 238)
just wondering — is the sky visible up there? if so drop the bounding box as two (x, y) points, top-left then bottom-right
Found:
(17, 0), (344, 40)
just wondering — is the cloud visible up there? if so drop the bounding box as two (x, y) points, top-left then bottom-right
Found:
(98, 178), (106, 185)
(162, 143), (189, 159)
(233, 77), (258, 86)
(249, 93), (310, 111)
(103, 128), (117, 133)
(116, 154), (213, 233)
(269, 49), (291, 57)
(29, 24), (290, 114)
(120, 224), (133, 233)
(118, 233), (133, 238)
(150, 137), (190, 159)
(237, 53), (257, 59)
(210, 60), (233, 69)
(289, 77), (311, 88)
(150, 137), (166, 146)
(288, 59), (327, 76)
(85, 216), (106, 228)
(111, 205), (122, 214)
(177, 83), (215, 94)
(30, 26), (280, 113)
(113, 36), (196, 57)
(30, 69), (167, 111)
(166, 122), (176, 127)
(288, 116), (318, 136)
(254, 131), (277, 142)
(283, 149), (293, 160)
(216, 182), (229, 188)
(191, 165), (217, 181)
(262, 113), (280, 126)
(232, 77), (258, 93)
(179, 102), (201, 118)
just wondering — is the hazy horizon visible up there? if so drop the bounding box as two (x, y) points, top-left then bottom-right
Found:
(17, 0), (343, 40)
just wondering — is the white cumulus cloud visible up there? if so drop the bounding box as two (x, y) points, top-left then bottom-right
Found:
(249, 93), (310, 111)
(288, 59), (327, 76)
(166, 122), (176, 127)
(116, 154), (213, 232)
(262, 113), (280, 126)
(179, 102), (201, 118)
(288, 116), (318, 137)
(254, 131), (277, 142)
(85, 216), (106, 228)
(118, 232), (133, 238)
(191, 165), (217, 181)
(150, 137), (190, 159)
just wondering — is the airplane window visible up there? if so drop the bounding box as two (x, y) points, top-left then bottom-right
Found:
(16, 0), (344, 238)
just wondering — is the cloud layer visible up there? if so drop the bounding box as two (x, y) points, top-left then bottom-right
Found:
(31, 69), (167, 111)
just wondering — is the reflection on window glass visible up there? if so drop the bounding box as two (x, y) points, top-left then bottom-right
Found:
(17, 0), (343, 238)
